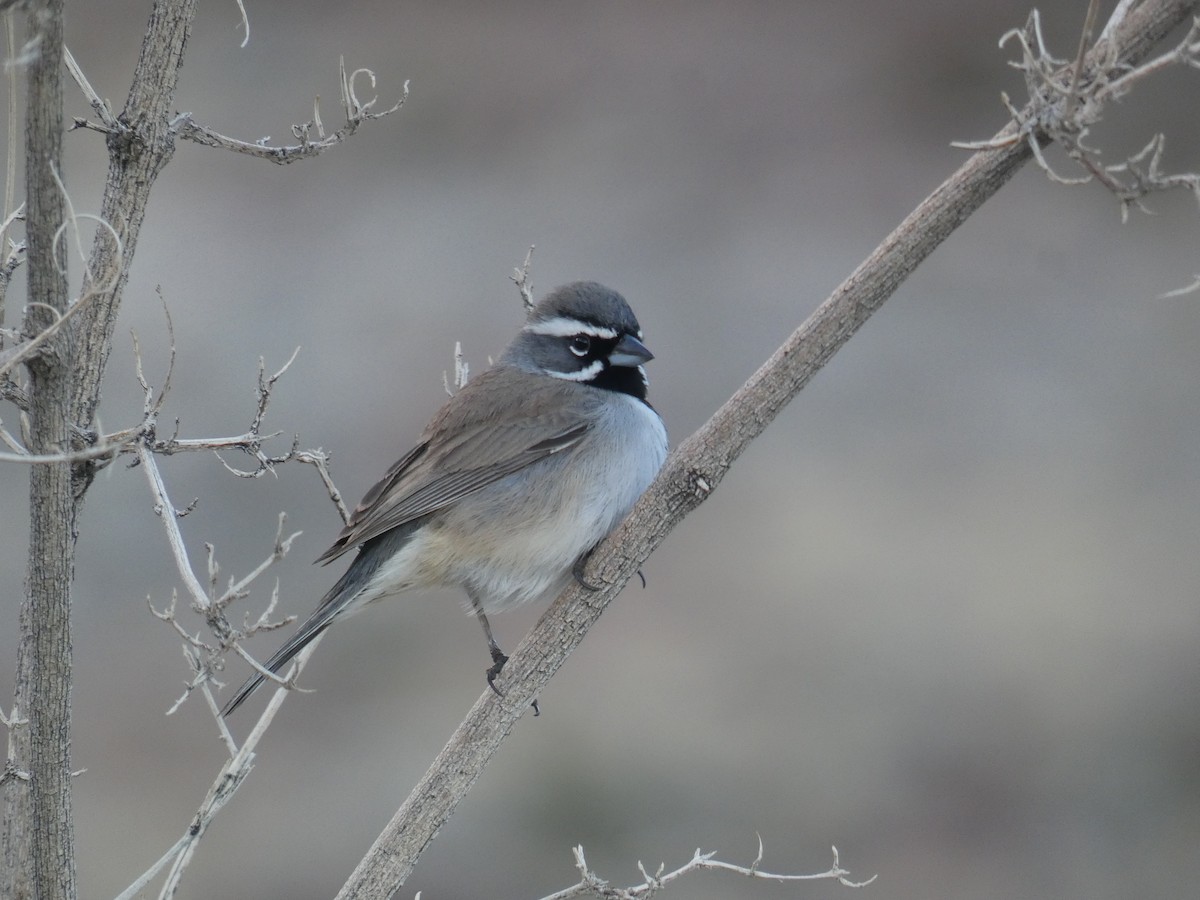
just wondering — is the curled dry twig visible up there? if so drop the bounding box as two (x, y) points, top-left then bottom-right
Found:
(67, 45), (408, 166)
(953, 7), (1200, 225)
(0, 164), (123, 386)
(169, 60), (408, 165)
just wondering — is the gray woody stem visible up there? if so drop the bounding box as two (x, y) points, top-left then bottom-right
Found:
(12, 2), (74, 899)
(336, 1), (1200, 896)
(70, 0), (197, 465)
(8, 3), (198, 898)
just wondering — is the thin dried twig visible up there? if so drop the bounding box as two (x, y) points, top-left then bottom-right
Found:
(1159, 274), (1200, 297)
(0, 293), (98, 382)
(111, 319), (353, 896)
(0, 168), (121, 384)
(952, 9), (1200, 221)
(295, 447), (352, 524)
(0, 202), (24, 321)
(540, 841), (874, 900)
(166, 61), (408, 165)
(0, 704), (30, 787)
(0, 161), (121, 413)
(510, 244), (536, 311)
(62, 44), (118, 129)
(128, 439), (319, 898)
(212, 348), (304, 477)
(235, 0), (250, 48)
(140, 442), (302, 683)
(442, 341), (469, 396)
(2, 335), (311, 471)
(113, 639), (322, 900)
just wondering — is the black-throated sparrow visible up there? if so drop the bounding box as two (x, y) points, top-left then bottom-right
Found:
(221, 282), (667, 716)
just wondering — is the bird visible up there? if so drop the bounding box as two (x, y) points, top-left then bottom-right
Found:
(221, 281), (668, 716)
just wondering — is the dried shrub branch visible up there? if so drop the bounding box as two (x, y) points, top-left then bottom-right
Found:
(169, 60), (407, 165)
(541, 841), (874, 899)
(954, 5), (1200, 225)
(119, 347), (340, 896)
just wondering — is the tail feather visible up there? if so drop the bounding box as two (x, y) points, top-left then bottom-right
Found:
(219, 608), (337, 717)
(220, 523), (421, 717)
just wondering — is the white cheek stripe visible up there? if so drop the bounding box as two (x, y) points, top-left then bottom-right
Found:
(525, 317), (618, 340)
(545, 359), (605, 381)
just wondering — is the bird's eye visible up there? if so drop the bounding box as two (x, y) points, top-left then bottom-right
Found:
(569, 335), (591, 357)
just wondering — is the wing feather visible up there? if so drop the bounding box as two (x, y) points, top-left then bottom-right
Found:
(316, 368), (593, 564)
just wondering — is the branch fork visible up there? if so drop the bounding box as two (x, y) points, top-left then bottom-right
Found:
(954, 6), (1200, 229)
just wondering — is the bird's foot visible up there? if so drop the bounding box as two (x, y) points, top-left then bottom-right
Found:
(486, 646), (508, 696)
(572, 550), (603, 591)
(485, 646), (539, 716)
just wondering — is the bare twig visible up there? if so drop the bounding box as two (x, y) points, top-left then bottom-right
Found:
(0, 433), (128, 465)
(0, 162), (121, 383)
(211, 349), (304, 477)
(441, 341), (469, 396)
(140, 441), (301, 657)
(295, 447), (352, 524)
(1062, 0), (1102, 123)
(510, 244), (536, 311)
(953, 8), (1200, 221)
(114, 327), (357, 896)
(62, 44), (117, 129)
(234, 0), (249, 48)
(3, 332), (311, 471)
(1099, 15), (1200, 99)
(216, 513), (301, 610)
(138, 443), (212, 609)
(0, 705), (30, 788)
(113, 639), (321, 900)
(172, 61), (408, 165)
(0, 296), (87, 382)
(540, 841), (874, 899)
(127, 436), (319, 897)
(9, 1), (387, 890)
(1159, 274), (1200, 297)
(50, 162), (123, 292)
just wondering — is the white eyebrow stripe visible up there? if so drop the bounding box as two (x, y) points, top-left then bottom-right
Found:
(525, 317), (618, 340)
(544, 360), (605, 381)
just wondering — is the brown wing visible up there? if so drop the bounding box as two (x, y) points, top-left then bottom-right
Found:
(316, 368), (592, 564)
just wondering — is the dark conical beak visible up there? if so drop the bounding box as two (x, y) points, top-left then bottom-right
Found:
(608, 333), (654, 367)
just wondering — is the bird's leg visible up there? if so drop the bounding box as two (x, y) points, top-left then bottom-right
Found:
(470, 591), (539, 716)
(469, 593), (507, 694)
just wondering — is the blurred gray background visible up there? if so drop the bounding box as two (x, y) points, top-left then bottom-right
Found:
(2, 1), (1199, 897)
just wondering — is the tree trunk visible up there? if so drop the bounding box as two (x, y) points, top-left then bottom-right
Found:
(7, 1), (76, 898)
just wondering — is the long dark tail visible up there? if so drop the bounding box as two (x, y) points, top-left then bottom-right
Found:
(219, 601), (340, 717)
(220, 524), (418, 717)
